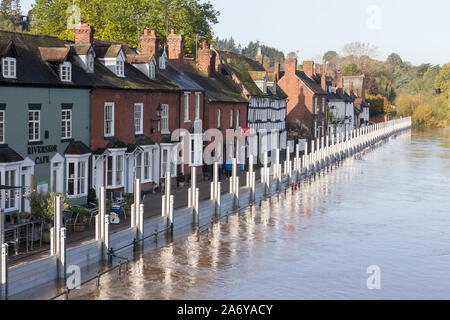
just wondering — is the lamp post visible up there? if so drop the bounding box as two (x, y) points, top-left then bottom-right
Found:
(150, 104), (162, 133)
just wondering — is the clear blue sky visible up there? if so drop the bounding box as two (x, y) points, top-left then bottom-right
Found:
(21, 0), (449, 66)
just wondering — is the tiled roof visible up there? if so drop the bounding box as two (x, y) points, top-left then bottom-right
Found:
(217, 50), (287, 99)
(0, 31), (180, 92)
(0, 146), (24, 163)
(248, 71), (267, 81)
(134, 135), (155, 146)
(159, 63), (204, 91)
(182, 60), (248, 103)
(69, 44), (91, 56)
(295, 70), (327, 95)
(38, 46), (70, 62)
(64, 141), (91, 155)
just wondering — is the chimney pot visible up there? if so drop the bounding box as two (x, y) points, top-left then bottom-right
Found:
(202, 40), (207, 50)
(144, 28), (148, 36)
(74, 23), (95, 45)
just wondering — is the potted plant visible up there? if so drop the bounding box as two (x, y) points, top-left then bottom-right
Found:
(72, 206), (90, 232)
(88, 188), (97, 204)
(177, 173), (185, 187)
(28, 192), (69, 243)
(124, 193), (134, 217)
(18, 212), (31, 224)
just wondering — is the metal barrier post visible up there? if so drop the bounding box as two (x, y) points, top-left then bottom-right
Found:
(104, 215), (110, 261)
(58, 228), (66, 279)
(1, 243), (7, 300)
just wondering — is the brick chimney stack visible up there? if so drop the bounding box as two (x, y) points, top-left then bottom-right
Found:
(167, 29), (184, 71)
(256, 47), (263, 65)
(197, 40), (216, 77)
(321, 69), (326, 92)
(337, 72), (343, 96)
(303, 61), (315, 78)
(74, 23), (95, 45)
(274, 62), (280, 81)
(141, 28), (159, 65)
(285, 55), (297, 76)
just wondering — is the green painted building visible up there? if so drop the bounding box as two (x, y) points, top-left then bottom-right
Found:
(0, 31), (92, 217)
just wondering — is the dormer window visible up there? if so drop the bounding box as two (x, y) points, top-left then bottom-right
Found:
(2, 57), (16, 79)
(116, 60), (124, 77)
(60, 61), (72, 82)
(87, 54), (94, 73)
(150, 61), (156, 80)
(159, 54), (166, 70)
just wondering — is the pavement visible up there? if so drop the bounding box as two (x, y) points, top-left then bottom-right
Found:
(8, 168), (263, 268)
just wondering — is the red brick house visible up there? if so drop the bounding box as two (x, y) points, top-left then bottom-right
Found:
(72, 24), (188, 195)
(278, 58), (328, 141)
(182, 41), (249, 172)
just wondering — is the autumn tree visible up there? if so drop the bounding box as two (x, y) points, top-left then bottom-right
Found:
(434, 63), (450, 98)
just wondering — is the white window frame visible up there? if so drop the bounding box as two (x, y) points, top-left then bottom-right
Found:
(150, 61), (156, 79)
(61, 109), (72, 139)
(87, 54), (94, 73)
(161, 104), (169, 134)
(217, 109), (221, 127)
(135, 147), (154, 183)
(0, 110), (5, 144)
(322, 98), (325, 114)
(2, 57), (16, 79)
(236, 109), (240, 128)
(66, 154), (90, 198)
(161, 145), (177, 178)
(104, 102), (114, 137)
(195, 92), (201, 121)
(134, 103), (143, 135)
(60, 61), (72, 82)
(159, 55), (166, 70)
(189, 134), (203, 166)
(28, 110), (40, 142)
(116, 60), (124, 77)
(184, 92), (191, 123)
(50, 153), (64, 194)
(1, 166), (19, 212)
(230, 109), (233, 128)
(105, 149), (126, 189)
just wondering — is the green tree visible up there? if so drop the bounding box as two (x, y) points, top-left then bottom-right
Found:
(342, 63), (360, 76)
(323, 50), (337, 62)
(30, 0), (219, 56)
(386, 53), (403, 70)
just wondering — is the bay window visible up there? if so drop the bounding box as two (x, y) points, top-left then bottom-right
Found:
(161, 145), (177, 178)
(189, 134), (203, 166)
(66, 154), (89, 198)
(135, 149), (153, 182)
(105, 149), (126, 189)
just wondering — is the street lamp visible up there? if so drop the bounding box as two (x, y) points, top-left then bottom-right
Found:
(150, 104), (163, 133)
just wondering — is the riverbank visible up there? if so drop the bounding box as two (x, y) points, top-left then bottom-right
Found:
(1, 119), (412, 299)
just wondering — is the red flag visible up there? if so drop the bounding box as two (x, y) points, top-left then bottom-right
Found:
(242, 127), (251, 137)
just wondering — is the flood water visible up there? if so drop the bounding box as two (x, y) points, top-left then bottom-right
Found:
(48, 128), (450, 299)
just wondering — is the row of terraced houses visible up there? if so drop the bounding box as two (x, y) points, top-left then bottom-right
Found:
(0, 24), (369, 214)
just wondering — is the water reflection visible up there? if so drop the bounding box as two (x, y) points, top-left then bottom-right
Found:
(30, 128), (450, 299)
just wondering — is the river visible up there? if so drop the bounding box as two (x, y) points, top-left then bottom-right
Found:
(32, 128), (450, 299)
